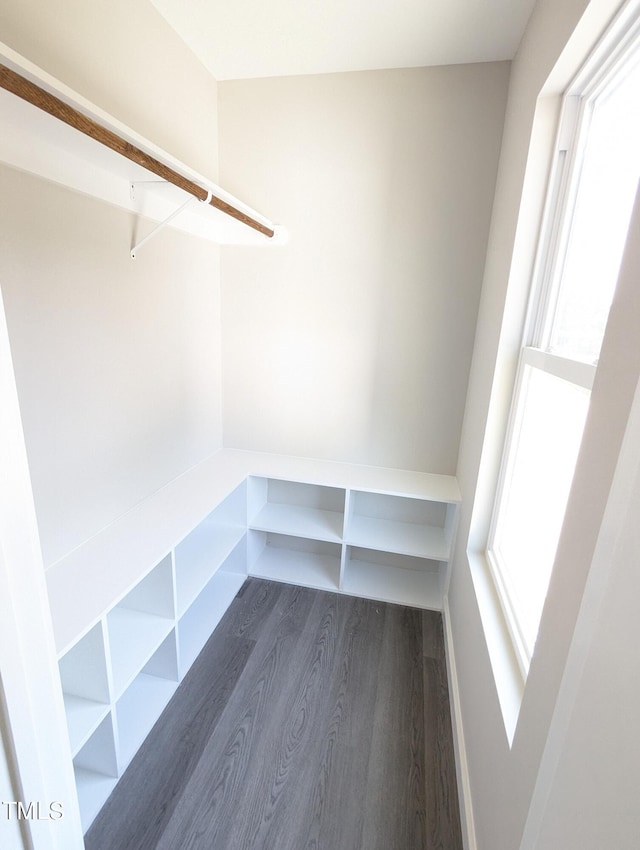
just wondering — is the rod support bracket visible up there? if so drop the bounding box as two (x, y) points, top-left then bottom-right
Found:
(130, 192), (196, 259)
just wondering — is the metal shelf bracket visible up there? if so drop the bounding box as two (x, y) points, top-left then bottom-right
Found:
(129, 184), (213, 259)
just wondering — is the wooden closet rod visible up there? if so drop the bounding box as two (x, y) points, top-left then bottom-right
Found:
(0, 63), (275, 239)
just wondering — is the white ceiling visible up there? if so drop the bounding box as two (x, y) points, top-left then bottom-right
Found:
(150, 0), (535, 81)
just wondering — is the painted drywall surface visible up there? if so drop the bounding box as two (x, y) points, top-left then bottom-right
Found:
(0, 0), (218, 178)
(0, 165), (222, 566)
(218, 63), (510, 473)
(448, 0), (634, 848)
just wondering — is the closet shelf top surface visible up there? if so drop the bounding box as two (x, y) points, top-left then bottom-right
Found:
(0, 42), (281, 246)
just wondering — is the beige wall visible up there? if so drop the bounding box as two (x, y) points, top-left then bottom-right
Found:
(0, 0), (218, 177)
(0, 0), (222, 565)
(448, 0), (636, 848)
(218, 64), (510, 473)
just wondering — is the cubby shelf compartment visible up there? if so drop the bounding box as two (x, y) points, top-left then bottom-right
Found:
(249, 477), (345, 543)
(177, 541), (247, 675)
(345, 491), (457, 561)
(174, 482), (247, 618)
(58, 622), (111, 756)
(106, 554), (175, 700)
(342, 547), (443, 610)
(115, 632), (179, 770)
(73, 714), (118, 833)
(247, 530), (341, 591)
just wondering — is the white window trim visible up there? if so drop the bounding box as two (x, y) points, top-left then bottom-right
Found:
(486, 1), (640, 679)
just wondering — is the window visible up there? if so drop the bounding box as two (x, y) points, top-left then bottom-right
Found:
(487, 22), (640, 674)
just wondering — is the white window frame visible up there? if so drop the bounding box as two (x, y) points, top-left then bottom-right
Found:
(486, 5), (640, 677)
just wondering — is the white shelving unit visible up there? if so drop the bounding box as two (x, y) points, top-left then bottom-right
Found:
(246, 474), (458, 609)
(177, 546), (246, 675)
(52, 451), (460, 833)
(56, 482), (249, 831)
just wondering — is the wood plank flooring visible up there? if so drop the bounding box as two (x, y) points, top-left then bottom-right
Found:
(85, 579), (463, 850)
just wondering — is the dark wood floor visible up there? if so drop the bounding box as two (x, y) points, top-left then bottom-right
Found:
(85, 579), (463, 850)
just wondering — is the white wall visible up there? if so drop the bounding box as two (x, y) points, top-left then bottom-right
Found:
(0, 0), (222, 566)
(448, 0), (638, 848)
(218, 64), (510, 473)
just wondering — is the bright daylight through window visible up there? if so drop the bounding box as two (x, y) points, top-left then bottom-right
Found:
(487, 32), (640, 674)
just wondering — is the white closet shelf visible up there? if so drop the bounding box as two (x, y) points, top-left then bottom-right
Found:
(345, 516), (451, 561)
(251, 503), (344, 543)
(0, 42), (284, 248)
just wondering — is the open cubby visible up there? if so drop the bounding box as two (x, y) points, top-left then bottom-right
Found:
(342, 546), (443, 610)
(177, 539), (247, 674)
(115, 631), (179, 769)
(73, 714), (118, 832)
(58, 622), (111, 756)
(248, 477), (345, 542)
(345, 491), (456, 561)
(247, 529), (341, 590)
(106, 554), (175, 699)
(174, 482), (247, 617)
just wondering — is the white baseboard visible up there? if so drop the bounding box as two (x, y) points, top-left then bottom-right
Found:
(442, 596), (478, 850)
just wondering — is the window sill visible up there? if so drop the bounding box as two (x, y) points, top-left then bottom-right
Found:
(467, 549), (525, 746)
